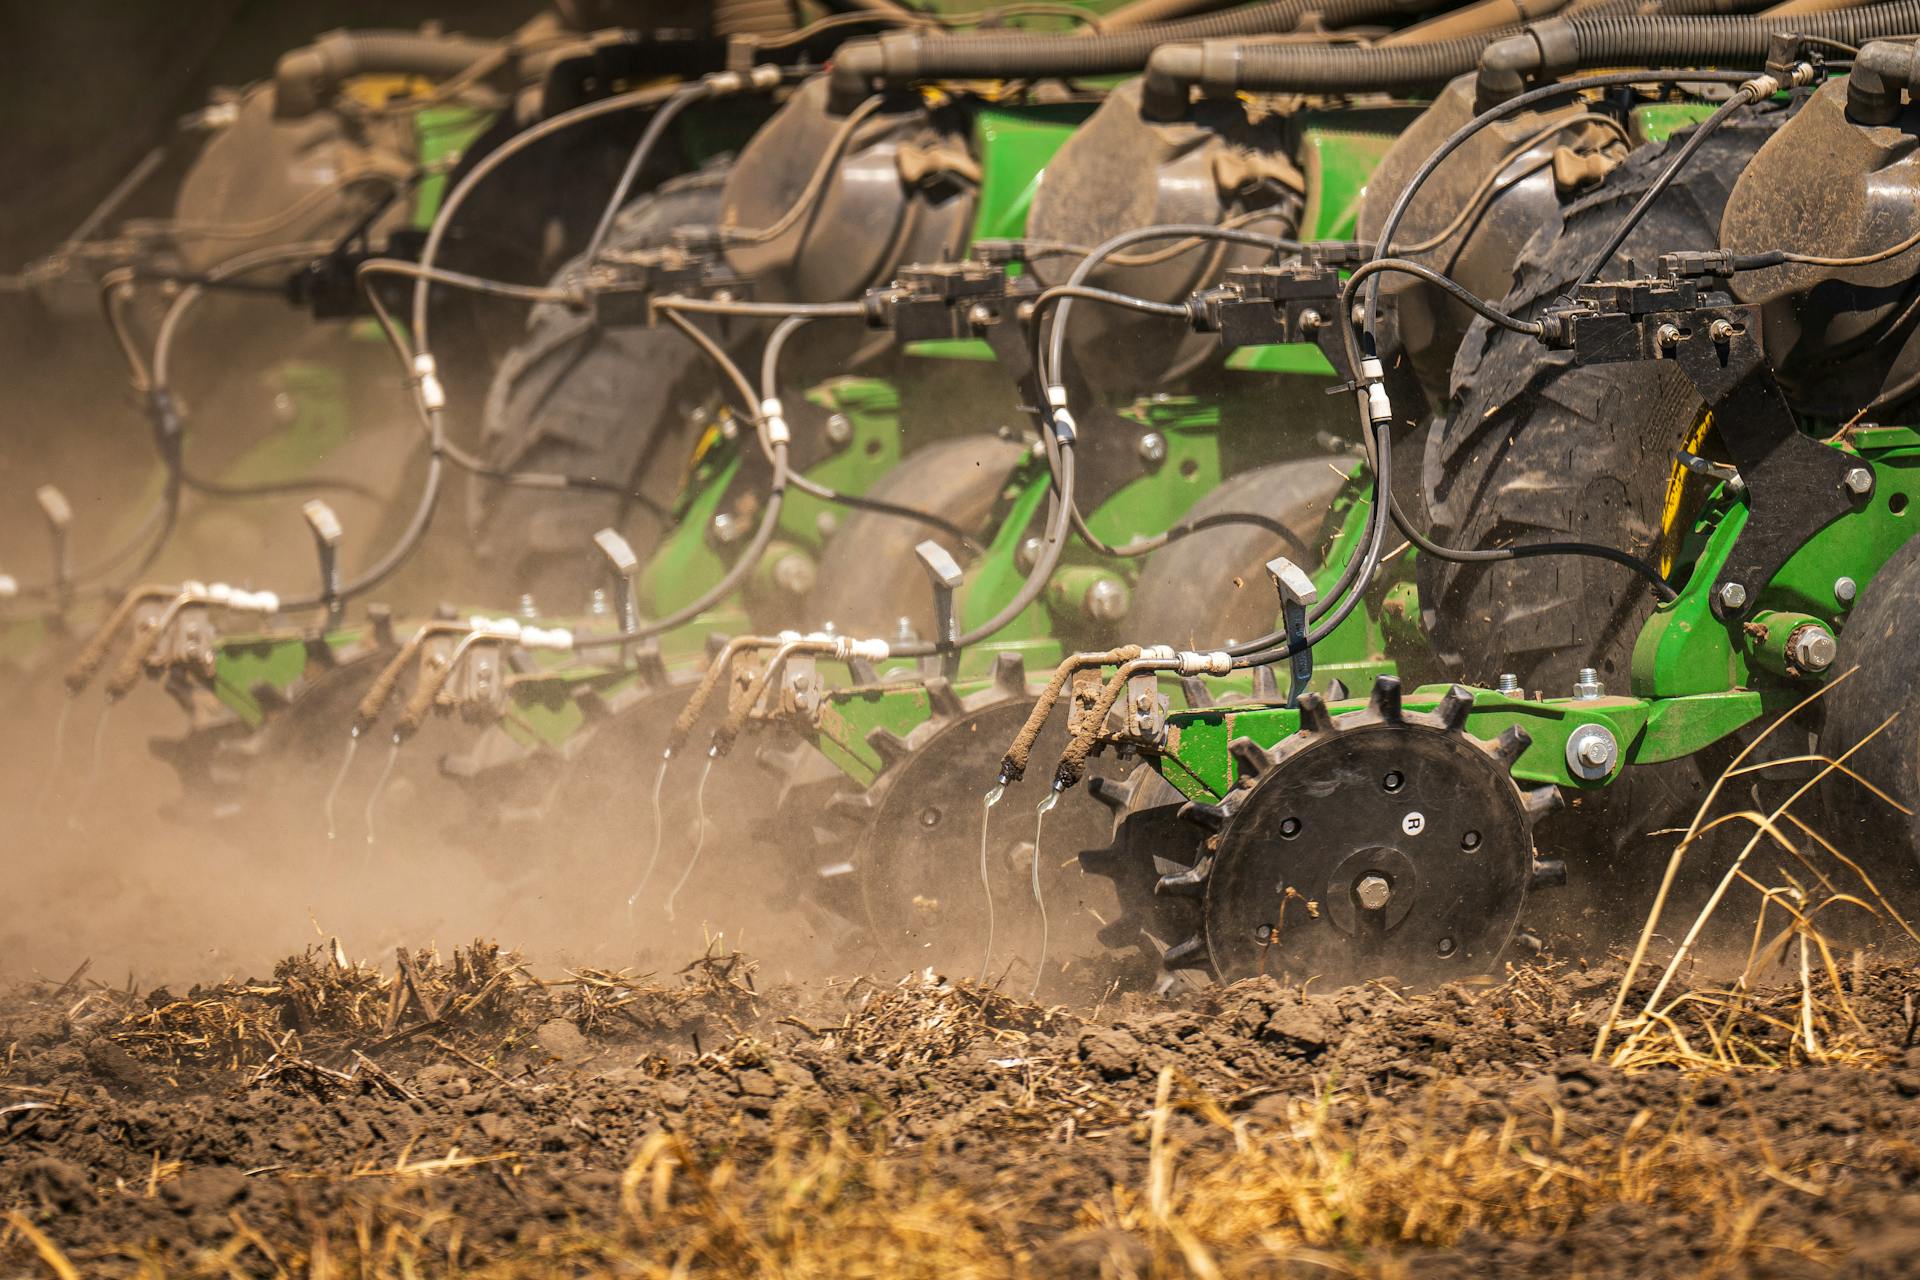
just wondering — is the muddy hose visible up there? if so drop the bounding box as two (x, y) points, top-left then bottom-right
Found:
(998, 646), (1142, 784)
(102, 599), (188, 702)
(1474, 2), (1920, 106)
(666, 636), (779, 757)
(274, 30), (503, 118)
(394, 633), (486, 742)
(1052, 665), (1139, 792)
(355, 625), (459, 735)
(827, 0), (1446, 109)
(63, 587), (170, 695)
(711, 639), (817, 756)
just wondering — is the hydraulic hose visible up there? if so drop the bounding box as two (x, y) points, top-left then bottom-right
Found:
(274, 30), (504, 118)
(827, 0), (1446, 109)
(1474, 2), (1920, 106)
(1138, 0), (1847, 116)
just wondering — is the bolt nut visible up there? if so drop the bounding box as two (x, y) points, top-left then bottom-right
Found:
(1298, 308), (1324, 331)
(1717, 581), (1749, 612)
(771, 551), (816, 597)
(825, 413), (853, 446)
(1565, 722), (1618, 780)
(517, 593), (538, 620)
(1354, 874), (1391, 912)
(1835, 575), (1858, 606)
(1844, 466), (1874, 497)
(1084, 577), (1131, 623)
(1573, 667), (1603, 700)
(1497, 673), (1520, 695)
(1655, 322), (1683, 350)
(1014, 535), (1044, 574)
(1137, 431), (1168, 466)
(588, 588), (610, 617)
(710, 511), (744, 545)
(1709, 318), (1739, 343)
(1787, 623), (1837, 673)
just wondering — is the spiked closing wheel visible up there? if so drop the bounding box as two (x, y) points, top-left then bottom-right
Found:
(1180, 677), (1561, 987)
(819, 654), (1132, 984)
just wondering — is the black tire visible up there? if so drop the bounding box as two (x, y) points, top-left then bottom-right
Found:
(807, 433), (1029, 639)
(1820, 534), (1920, 907)
(1416, 109), (1792, 935)
(469, 163), (743, 597)
(1124, 457), (1350, 650)
(1420, 109), (1788, 693)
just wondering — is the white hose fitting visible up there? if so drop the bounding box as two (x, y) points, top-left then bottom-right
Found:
(468, 616), (522, 640)
(846, 637), (892, 662)
(1360, 356), (1393, 427)
(1175, 650), (1233, 676)
(413, 354), (446, 413)
(760, 398), (790, 446)
(519, 625), (574, 652)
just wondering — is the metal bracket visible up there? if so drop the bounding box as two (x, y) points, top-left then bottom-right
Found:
(302, 500), (344, 628)
(35, 485), (72, 609)
(1267, 555), (1318, 706)
(593, 527), (642, 633)
(1551, 289), (1865, 623)
(914, 539), (965, 679)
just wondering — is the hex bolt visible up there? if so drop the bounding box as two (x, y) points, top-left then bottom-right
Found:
(1573, 667), (1603, 700)
(1655, 322), (1683, 350)
(1137, 432), (1168, 465)
(1355, 874), (1391, 912)
(1709, 318), (1738, 344)
(1788, 624), (1837, 673)
(1084, 577), (1130, 623)
(1564, 722), (1619, 780)
(1014, 535), (1043, 574)
(1844, 466), (1874, 497)
(1298, 308), (1325, 331)
(771, 551), (816, 597)
(1497, 673), (1520, 695)
(710, 511), (743, 544)
(1835, 576), (1858, 606)
(518, 593), (538, 620)
(1717, 581), (1749, 612)
(825, 413), (853, 446)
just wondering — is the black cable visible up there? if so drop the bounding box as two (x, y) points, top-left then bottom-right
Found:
(582, 82), (712, 268)
(1574, 84), (1759, 290)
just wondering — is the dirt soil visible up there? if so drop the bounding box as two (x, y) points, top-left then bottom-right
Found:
(4, 940), (1920, 1278)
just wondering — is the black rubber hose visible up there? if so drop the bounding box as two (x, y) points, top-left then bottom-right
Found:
(274, 30), (502, 118)
(1476, 2), (1920, 106)
(826, 0), (1442, 109)
(1138, 0), (1907, 115)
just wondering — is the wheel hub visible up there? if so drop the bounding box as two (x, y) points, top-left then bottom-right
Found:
(1181, 677), (1562, 986)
